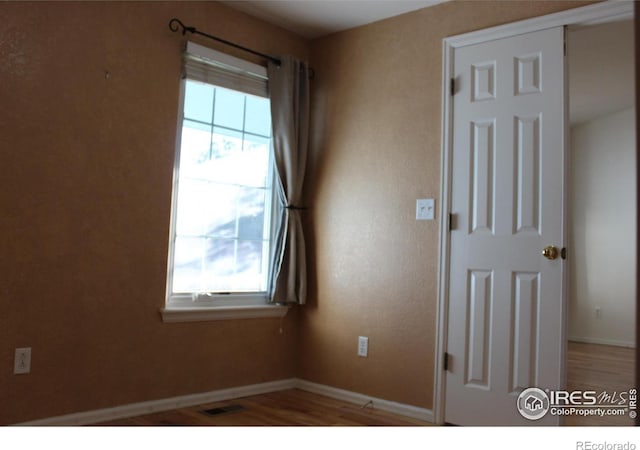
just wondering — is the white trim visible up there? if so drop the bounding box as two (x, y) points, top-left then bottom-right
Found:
(15, 378), (433, 426)
(168, 292), (271, 307)
(296, 380), (434, 423)
(433, 28), (457, 426)
(434, 0), (634, 426)
(16, 379), (297, 426)
(160, 304), (289, 323)
(444, 0), (633, 48)
(164, 77), (185, 311)
(569, 336), (636, 349)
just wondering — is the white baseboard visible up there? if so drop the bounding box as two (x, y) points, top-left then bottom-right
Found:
(295, 379), (434, 423)
(15, 378), (433, 426)
(17, 378), (297, 426)
(569, 336), (636, 348)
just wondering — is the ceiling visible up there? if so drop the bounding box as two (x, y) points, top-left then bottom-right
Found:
(568, 19), (635, 126)
(220, 0), (446, 39)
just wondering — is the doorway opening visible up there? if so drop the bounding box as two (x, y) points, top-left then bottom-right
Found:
(566, 18), (636, 426)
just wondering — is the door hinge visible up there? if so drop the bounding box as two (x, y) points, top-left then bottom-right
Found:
(448, 213), (456, 231)
(444, 352), (450, 371)
(450, 78), (455, 96)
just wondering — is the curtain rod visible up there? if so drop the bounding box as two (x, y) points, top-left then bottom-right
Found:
(169, 18), (282, 66)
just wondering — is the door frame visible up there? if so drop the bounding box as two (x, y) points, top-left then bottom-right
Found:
(434, 0), (634, 425)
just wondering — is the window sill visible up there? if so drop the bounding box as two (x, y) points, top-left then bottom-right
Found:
(160, 304), (289, 323)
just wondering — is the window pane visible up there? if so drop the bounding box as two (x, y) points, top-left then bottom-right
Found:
(245, 95), (271, 137)
(213, 87), (245, 130)
(184, 81), (213, 123)
(203, 239), (235, 292)
(241, 135), (271, 187)
(176, 181), (239, 238)
(238, 215), (265, 241)
(238, 187), (266, 240)
(172, 236), (205, 292)
(202, 183), (238, 238)
(179, 120), (211, 177)
(211, 127), (242, 168)
(201, 240), (264, 292)
(175, 178), (209, 236)
(235, 240), (264, 289)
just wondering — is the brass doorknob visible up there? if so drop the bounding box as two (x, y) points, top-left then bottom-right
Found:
(542, 245), (558, 260)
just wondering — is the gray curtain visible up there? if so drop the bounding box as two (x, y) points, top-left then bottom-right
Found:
(267, 55), (310, 305)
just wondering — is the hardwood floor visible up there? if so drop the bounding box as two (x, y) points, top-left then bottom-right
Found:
(95, 389), (430, 426)
(566, 341), (635, 426)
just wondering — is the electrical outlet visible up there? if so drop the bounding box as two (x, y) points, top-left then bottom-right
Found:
(14, 347), (31, 375)
(358, 336), (368, 357)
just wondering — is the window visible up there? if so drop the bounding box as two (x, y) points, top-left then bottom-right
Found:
(163, 43), (286, 320)
(173, 82), (273, 295)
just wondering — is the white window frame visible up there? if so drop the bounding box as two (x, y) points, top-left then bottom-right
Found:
(161, 44), (288, 323)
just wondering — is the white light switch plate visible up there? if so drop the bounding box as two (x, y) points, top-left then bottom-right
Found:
(416, 198), (435, 220)
(358, 336), (368, 357)
(14, 347), (31, 374)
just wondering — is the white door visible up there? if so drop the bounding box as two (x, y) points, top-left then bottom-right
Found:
(445, 27), (566, 426)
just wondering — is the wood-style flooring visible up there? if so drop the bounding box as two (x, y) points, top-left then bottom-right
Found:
(95, 389), (430, 426)
(566, 341), (635, 426)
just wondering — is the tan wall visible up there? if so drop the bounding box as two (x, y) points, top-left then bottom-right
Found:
(302, 1), (590, 409)
(0, 1), (307, 424)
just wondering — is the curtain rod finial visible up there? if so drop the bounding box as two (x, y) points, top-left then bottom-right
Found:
(169, 18), (183, 32)
(169, 18), (195, 36)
